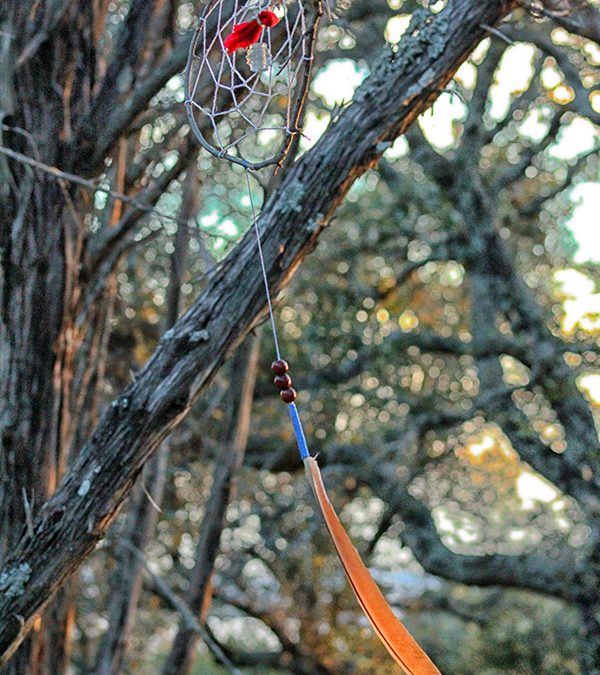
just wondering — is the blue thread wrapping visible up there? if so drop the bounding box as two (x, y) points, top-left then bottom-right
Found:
(288, 403), (310, 460)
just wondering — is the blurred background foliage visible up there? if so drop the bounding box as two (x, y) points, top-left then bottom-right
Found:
(71, 0), (599, 672)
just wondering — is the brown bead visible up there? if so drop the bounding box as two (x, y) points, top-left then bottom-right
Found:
(274, 374), (292, 390)
(271, 359), (289, 376)
(280, 387), (297, 404)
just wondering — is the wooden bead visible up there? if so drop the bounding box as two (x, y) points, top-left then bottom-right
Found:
(280, 387), (297, 404)
(271, 359), (289, 376)
(274, 374), (292, 390)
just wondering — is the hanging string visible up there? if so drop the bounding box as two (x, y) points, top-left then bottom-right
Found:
(245, 168), (282, 362)
(245, 169), (310, 461)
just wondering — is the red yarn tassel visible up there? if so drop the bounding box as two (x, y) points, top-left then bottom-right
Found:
(224, 19), (262, 53)
(258, 10), (279, 28)
(223, 10), (279, 54)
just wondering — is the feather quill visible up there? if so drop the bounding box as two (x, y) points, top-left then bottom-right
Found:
(304, 456), (440, 675)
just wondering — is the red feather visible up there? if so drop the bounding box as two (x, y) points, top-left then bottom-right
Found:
(223, 19), (263, 53)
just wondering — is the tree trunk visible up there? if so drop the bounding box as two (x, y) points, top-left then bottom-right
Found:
(0, 164), (78, 675)
(1, 4), (111, 671)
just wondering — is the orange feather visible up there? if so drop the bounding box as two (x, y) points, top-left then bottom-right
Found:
(304, 457), (440, 675)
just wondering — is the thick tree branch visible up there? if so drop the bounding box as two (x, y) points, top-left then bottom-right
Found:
(395, 483), (575, 600)
(541, 0), (600, 45)
(0, 1), (517, 663)
(332, 452), (575, 599)
(519, 144), (599, 216)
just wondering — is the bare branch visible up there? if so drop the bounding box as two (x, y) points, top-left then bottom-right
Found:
(14, 0), (76, 69)
(491, 107), (563, 192)
(78, 34), (192, 172)
(0, 143), (202, 235)
(507, 24), (600, 125)
(87, 138), (198, 275)
(541, 0), (600, 46)
(519, 144), (599, 216)
(125, 543), (244, 675)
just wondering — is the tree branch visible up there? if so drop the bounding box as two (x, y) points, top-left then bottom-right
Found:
(126, 543), (244, 675)
(519, 144), (599, 216)
(541, 0), (600, 46)
(491, 107), (563, 192)
(77, 34), (191, 173)
(87, 137), (198, 276)
(0, 143), (200, 235)
(509, 24), (600, 126)
(395, 483), (575, 600)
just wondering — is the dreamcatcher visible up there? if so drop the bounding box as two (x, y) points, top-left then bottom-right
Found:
(185, 0), (320, 169)
(185, 2), (440, 672)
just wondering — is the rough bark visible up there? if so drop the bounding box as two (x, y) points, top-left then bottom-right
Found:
(541, 0), (600, 45)
(0, 3), (198, 669)
(0, 5), (95, 669)
(0, 1), (517, 665)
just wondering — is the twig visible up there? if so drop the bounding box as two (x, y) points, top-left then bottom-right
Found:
(141, 482), (163, 514)
(21, 489), (34, 539)
(0, 144), (217, 236)
(480, 22), (515, 45)
(122, 542), (243, 675)
(1, 123), (42, 160)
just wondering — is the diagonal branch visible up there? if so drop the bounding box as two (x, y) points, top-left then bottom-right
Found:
(331, 453), (575, 600)
(519, 144), (599, 216)
(0, 143), (198, 234)
(541, 0), (600, 45)
(87, 137), (197, 277)
(77, 35), (192, 173)
(394, 482), (575, 600)
(508, 24), (600, 126)
(126, 543), (244, 675)
(491, 107), (564, 192)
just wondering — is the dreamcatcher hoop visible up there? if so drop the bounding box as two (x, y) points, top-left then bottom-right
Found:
(184, 0), (322, 170)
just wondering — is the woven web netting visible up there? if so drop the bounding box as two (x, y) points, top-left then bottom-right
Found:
(185, 0), (321, 169)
